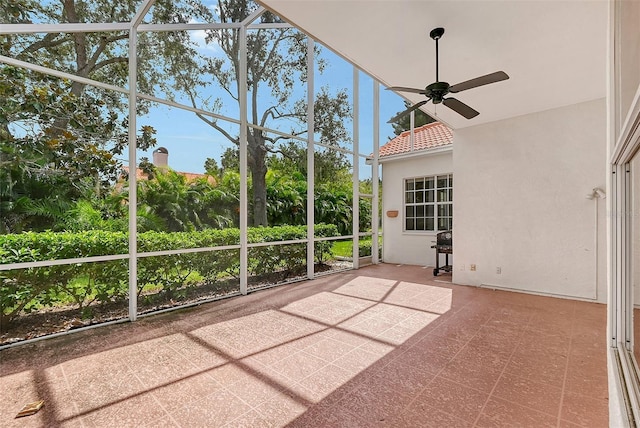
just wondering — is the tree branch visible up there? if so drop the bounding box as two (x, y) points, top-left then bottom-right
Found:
(93, 56), (128, 70)
(19, 33), (66, 57)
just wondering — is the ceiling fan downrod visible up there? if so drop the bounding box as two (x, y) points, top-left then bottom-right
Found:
(430, 27), (445, 83)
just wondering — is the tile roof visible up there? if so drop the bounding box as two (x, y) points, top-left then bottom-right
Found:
(121, 167), (215, 185)
(379, 122), (453, 158)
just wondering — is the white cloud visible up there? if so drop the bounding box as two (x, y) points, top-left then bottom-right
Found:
(188, 18), (220, 53)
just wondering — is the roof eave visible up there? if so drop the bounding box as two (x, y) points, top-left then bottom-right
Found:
(369, 145), (453, 165)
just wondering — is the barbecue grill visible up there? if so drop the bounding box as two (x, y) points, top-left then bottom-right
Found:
(431, 230), (452, 276)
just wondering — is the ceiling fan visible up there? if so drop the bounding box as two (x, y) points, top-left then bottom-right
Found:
(387, 27), (509, 123)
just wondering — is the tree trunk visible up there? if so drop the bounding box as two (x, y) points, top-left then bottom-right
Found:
(252, 162), (268, 226)
(247, 132), (268, 226)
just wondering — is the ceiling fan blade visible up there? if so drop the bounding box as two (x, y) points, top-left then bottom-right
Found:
(387, 100), (429, 123)
(449, 71), (509, 93)
(443, 98), (479, 119)
(386, 86), (427, 95)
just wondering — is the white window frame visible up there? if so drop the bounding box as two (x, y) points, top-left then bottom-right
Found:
(403, 173), (453, 233)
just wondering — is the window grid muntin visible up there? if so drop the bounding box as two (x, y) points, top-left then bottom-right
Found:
(404, 174), (453, 232)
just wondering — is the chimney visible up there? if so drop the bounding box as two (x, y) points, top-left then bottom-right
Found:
(152, 147), (169, 168)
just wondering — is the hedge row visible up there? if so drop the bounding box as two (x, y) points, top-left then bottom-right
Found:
(0, 224), (338, 330)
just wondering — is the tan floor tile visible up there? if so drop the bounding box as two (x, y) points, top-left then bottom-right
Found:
(563, 366), (608, 400)
(560, 391), (609, 427)
(372, 358), (438, 397)
(270, 351), (328, 383)
(225, 372), (284, 408)
(399, 400), (473, 428)
(320, 407), (371, 427)
(416, 376), (489, 423)
(81, 390), (169, 428)
(64, 365), (147, 414)
(301, 338), (356, 363)
(223, 410), (271, 428)
(438, 346), (507, 392)
(491, 371), (562, 416)
(332, 347), (385, 375)
(244, 341), (301, 367)
(150, 371), (223, 413)
(339, 382), (412, 424)
(168, 388), (252, 427)
(254, 390), (309, 426)
(476, 397), (557, 428)
(505, 346), (568, 387)
(0, 264), (609, 428)
(394, 334), (466, 373)
(299, 363), (355, 399)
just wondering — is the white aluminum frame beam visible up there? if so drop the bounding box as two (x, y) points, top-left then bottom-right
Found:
(352, 67), (360, 268)
(126, 0), (156, 321)
(372, 81), (380, 264)
(0, 22), (293, 35)
(307, 37), (316, 279)
(239, 22), (249, 295)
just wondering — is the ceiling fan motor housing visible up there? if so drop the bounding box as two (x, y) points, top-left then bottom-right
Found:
(429, 27), (445, 40)
(425, 81), (450, 103)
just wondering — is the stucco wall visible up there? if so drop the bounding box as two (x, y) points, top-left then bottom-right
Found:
(453, 99), (607, 302)
(381, 151), (453, 267)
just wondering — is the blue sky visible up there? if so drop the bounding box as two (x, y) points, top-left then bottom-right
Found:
(136, 40), (408, 179)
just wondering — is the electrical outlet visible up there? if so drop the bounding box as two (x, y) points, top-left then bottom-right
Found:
(496, 267), (502, 274)
(460, 264), (465, 271)
(470, 264), (476, 271)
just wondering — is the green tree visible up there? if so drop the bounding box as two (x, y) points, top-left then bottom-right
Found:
(391, 100), (436, 136)
(267, 141), (351, 186)
(171, 1), (352, 227)
(0, 66), (156, 232)
(0, 0), (206, 232)
(204, 157), (222, 178)
(137, 170), (203, 232)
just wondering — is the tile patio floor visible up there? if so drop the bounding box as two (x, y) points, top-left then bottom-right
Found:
(0, 264), (608, 427)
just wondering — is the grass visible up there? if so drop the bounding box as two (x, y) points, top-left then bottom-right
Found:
(332, 240), (354, 257)
(332, 237), (382, 258)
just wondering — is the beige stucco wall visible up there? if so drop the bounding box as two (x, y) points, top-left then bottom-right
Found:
(381, 151), (453, 267)
(453, 98), (607, 302)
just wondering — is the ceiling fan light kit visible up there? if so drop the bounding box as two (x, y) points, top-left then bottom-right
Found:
(387, 27), (509, 123)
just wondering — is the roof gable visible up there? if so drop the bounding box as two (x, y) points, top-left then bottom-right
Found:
(379, 122), (452, 158)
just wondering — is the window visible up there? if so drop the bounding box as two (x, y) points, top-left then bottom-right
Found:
(404, 174), (453, 231)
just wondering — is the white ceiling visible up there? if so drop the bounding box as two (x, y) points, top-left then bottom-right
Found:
(257, 0), (608, 129)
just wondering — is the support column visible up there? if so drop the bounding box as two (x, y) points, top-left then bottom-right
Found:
(307, 37), (315, 279)
(352, 67), (360, 268)
(372, 81), (380, 264)
(239, 24), (248, 294)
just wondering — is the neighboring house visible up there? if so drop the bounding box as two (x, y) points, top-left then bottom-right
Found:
(120, 147), (216, 185)
(378, 122), (453, 268)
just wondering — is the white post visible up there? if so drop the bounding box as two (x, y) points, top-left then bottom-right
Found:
(127, 28), (138, 321)
(372, 81), (380, 264)
(352, 67), (360, 269)
(126, 0), (155, 321)
(239, 24), (248, 294)
(307, 37), (315, 279)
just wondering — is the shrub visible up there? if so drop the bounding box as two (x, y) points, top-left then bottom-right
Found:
(0, 224), (339, 330)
